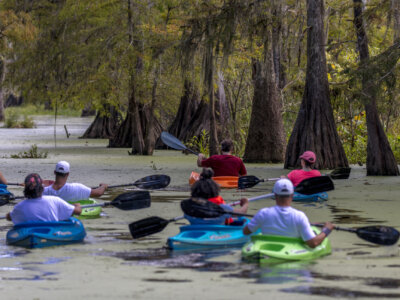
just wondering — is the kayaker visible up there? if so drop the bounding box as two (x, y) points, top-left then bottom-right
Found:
(5, 173), (82, 225)
(187, 168), (248, 225)
(197, 139), (247, 177)
(284, 151), (321, 186)
(43, 161), (108, 201)
(243, 179), (334, 248)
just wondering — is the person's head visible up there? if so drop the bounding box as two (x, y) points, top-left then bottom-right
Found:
(299, 151), (316, 168)
(54, 161), (70, 177)
(191, 168), (220, 199)
(24, 173), (44, 199)
(221, 139), (234, 153)
(273, 179), (294, 204)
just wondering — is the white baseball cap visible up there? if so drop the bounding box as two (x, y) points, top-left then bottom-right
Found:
(273, 179), (294, 196)
(55, 161), (70, 174)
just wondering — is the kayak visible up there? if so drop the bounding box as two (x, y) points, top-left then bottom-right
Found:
(189, 171), (238, 189)
(6, 217), (86, 249)
(241, 226), (331, 264)
(68, 199), (101, 219)
(0, 184), (15, 201)
(168, 217), (256, 251)
(293, 192), (328, 202)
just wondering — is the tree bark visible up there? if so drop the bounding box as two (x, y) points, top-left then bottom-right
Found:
(217, 71), (230, 138)
(244, 51), (285, 163)
(353, 0), (399, 175)
(81, 105), (121, 139)
(284, 0), (348, 169)
(143, 67), (159, 155)
(167, 80), (200, 140)
(0, 58), (6, 122)
(393, 0), (400, 41)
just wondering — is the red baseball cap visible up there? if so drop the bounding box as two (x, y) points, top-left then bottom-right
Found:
(299, 151), (316, 163)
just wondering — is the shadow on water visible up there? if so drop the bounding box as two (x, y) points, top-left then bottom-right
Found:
(326, 204), (385, 224)
(281, 286), (400, 298)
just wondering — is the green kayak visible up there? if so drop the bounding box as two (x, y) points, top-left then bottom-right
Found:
(242, 226), (331, 264)
(68, 199), (101, 219)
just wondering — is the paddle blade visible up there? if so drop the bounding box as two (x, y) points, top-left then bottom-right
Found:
(134, 175), (171, 189)
(238, 175), (261, 189)
(181, 198), (226, 218)
(330, 167), (351, 180)
(0, 192), (15, 206)
(129, 216), (169, 239)
(111, 191), (151, 210)
(295, 176), (334, 195)
(356, 226), (400, 246)
(161, 132), (187, 151)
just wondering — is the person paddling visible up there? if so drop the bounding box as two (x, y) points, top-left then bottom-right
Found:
(243, 179), (333, 248)
(0, 171), (7, 185)
(284, 151), (321, 187)
(6, 173), (82, 225)
(187, 168), (248, 225)
(43, 161), (108, 201)
(197, 139), (247, 177)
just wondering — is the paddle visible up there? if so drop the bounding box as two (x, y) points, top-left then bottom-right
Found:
(0, 191), (151, 210)
(312, 224), (399, 246)
(6, 180), (55, 187)
(239, 175), (334, 194)
(160, 131), (199, 155)
(129, 193), (286, 239)
(180, 201), (400, 246)
(92, 174), (171, 190)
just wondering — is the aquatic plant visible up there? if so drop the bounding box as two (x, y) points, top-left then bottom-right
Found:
(10, 144), (48, 159)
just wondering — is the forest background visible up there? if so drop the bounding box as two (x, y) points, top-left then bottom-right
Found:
(0, 0), (400, 175)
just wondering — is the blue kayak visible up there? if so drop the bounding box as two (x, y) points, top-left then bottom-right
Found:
(6, 217), (86, 249)
(0, 184), (14, 201)
(293, 192), (328, 202)
(168, 218), (256, 251)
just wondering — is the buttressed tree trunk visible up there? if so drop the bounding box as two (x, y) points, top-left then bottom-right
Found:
(244, 50), (285, 162)
(0, 58), (6, 122)
(353, 0), (399, 175)
(285, 0), (348, 169)
(81, 104), (121, 139)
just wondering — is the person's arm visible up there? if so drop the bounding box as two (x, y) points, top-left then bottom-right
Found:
(197, 154), (206, 167)
(233, 197), (248, 215)
(305, 222), (334, 248)
(239, 160), (247, 176)
(243, 225), (252, 235)
(5, 212), (11, 221)
(90, 184), (108, 197)
(0, 172), (7, 185)
(72, 203), (82, 216)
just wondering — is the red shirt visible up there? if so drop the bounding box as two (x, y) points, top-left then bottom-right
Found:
(287, 169), (321, 187)
(201, 155), (247, 177)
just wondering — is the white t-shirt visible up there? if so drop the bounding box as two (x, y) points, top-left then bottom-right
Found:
(43, 183), (91, 202)
(247, 205), (316, 241)
(10, 195), (75, 225)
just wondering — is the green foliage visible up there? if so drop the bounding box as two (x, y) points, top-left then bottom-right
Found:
(4, 111), (35, 128)
(10, 144), (48, 159)
(6, 104), (81, 117)
(186, 130), (210, 156)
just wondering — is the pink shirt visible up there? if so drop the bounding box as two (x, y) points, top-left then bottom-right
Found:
(287, 169), (321, 187)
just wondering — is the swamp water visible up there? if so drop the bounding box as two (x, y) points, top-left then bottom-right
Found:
(0, 116), (399, 299)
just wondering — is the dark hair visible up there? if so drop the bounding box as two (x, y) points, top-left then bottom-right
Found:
(221, 139), (233, 153)
(24, 173), (44, 199)
(302, 159), (314, 168)
(191, 168), (220, 199)
(55, 171), (68, 177)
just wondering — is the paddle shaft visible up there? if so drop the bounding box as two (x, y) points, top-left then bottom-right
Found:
(231, 193), (274, 206)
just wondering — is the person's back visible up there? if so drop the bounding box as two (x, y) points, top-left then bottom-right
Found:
(197, 139), (247, 177)
(286, 151), (321, 186)
(44, 183), (91, 202)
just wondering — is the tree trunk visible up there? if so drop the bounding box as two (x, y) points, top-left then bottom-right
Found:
(353, 0), (399, 175)
(393, 0), (400, 41)
(81, 104), (96, 117)
(244, 51), (285, 163)
(143, 67), (159, 155)
(284, 0), (348, 169)
(216, 71), (230, 138)
(0, 58), (6, 122)
(167, 80), (200, 140)
(180, 98), (210, 142)
(81, 105), (121, 139)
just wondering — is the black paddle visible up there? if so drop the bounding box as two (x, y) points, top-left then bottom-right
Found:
(0, 191), (151, 210)
(239, 175), (334, 194)
(179, 200), (399, 246)
(313, 224), (399, 246)
(93, 174), (171, 190)
(328, 167), (351, 180)
(160, 131), (199, 155)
